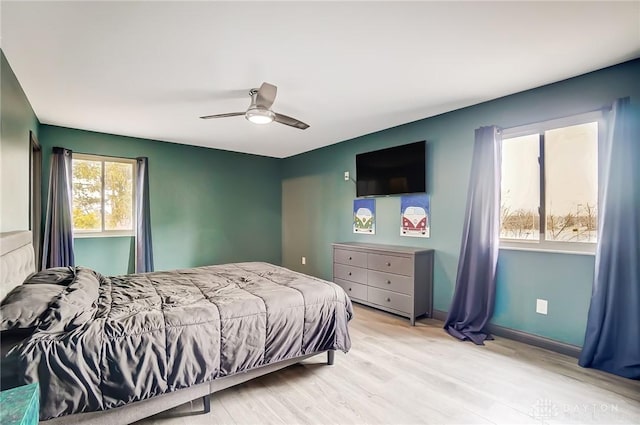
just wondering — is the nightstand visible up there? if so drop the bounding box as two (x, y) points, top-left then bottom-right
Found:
(0, 383), (39, 425)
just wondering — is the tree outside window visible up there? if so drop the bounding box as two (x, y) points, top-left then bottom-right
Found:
(72, 154), (135, 236)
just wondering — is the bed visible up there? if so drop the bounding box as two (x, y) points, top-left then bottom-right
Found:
(0, 231), (352, 424)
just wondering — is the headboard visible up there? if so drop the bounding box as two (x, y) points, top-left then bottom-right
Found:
(0, 231), (35, 301)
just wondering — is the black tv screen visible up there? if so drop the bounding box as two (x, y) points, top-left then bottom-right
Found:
(356, 141), (426, 197)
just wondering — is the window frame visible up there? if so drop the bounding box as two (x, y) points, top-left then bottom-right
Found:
(71, 153), (137, 238)
(30, 131), (43, 268)
(500, 110), (606, 255)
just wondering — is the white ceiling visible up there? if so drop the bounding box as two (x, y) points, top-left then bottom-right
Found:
(2, 1), (639, 158)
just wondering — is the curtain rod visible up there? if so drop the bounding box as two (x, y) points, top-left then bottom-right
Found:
(58, 149), (142, 161)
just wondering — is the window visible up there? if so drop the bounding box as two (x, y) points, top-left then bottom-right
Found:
(500, 111), (603, 253)
(72, 154), (136, 236)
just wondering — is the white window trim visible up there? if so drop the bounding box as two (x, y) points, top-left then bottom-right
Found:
(501, 110), (605, 139)
(72, 153), (137, 238)
(500, 240), (596, 256)
(499, 110), (606, 255)
(73, 231), (136, 239)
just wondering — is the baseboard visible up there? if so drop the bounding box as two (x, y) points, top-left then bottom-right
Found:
(430, 309), (581, 358)
(432, 309), (448, 321)
(487, 323), (582, 358)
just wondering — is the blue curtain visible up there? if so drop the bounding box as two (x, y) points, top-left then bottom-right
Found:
(579, 97), (640, 379)
(135, 157), (154, 273)
(444, 126), (502, 345)
(42, 147), (74, 269)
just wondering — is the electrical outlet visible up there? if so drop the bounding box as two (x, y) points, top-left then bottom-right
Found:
(536, 299), (548, 315)
(344, 171), (350, 181)
(301, 256), (306, 265)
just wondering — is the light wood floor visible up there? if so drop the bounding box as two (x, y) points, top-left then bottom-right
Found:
(136, 304), (640, 425)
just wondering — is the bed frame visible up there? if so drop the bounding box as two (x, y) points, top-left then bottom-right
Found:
(0, 231), (335, 425)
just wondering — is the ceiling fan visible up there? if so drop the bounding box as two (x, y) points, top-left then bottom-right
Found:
(200, 82), (309, 130)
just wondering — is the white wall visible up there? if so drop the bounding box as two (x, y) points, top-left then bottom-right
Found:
(1, 50), (38, 232)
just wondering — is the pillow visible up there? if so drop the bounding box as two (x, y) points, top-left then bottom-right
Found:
(37, 269), (103, 333)
(23, 267), (77, 286)
(0, 283), (67, 331)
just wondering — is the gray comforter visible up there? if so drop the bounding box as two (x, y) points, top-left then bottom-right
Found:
(10, 262), (352, 420)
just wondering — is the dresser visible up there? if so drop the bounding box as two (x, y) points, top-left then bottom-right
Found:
(332, 242), (433, 325)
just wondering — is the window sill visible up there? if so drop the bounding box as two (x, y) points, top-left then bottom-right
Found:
(499, 244), (595, 256)
(74, 232), (134, 239)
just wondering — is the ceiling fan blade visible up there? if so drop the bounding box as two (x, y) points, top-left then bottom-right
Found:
(256, 82), (277, 109)
(274, 113), (310, 130)
(199, 112), (245, 119)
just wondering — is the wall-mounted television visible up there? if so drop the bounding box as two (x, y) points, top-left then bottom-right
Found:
(356, 141), (426, 197)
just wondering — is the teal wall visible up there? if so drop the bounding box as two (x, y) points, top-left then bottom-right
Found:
(38, 125), (282, 276)
(281, 59), (640, 347)
(494, 250), (594, 345)
(0, 50), (39, 232)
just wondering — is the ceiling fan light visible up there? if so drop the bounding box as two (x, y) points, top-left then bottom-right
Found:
(246, 108), (275, 124)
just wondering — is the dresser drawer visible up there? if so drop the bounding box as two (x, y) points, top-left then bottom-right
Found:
(367, 253), (413, 276)
(333, 263), (367, 284)
(367, 270), (413, 295)
(368, 287), (412, 313)
(334, 249), (367, 268)
(334, 278), (367, 301)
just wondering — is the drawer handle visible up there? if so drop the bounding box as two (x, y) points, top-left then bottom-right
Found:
(386, 297), (391, 302)
(348, 288), (352, 292)
(348, 272), (352, 276)
(387, 262), (391, 267)
(387, 280), (391, 284)
(349, 256), (352, 260)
